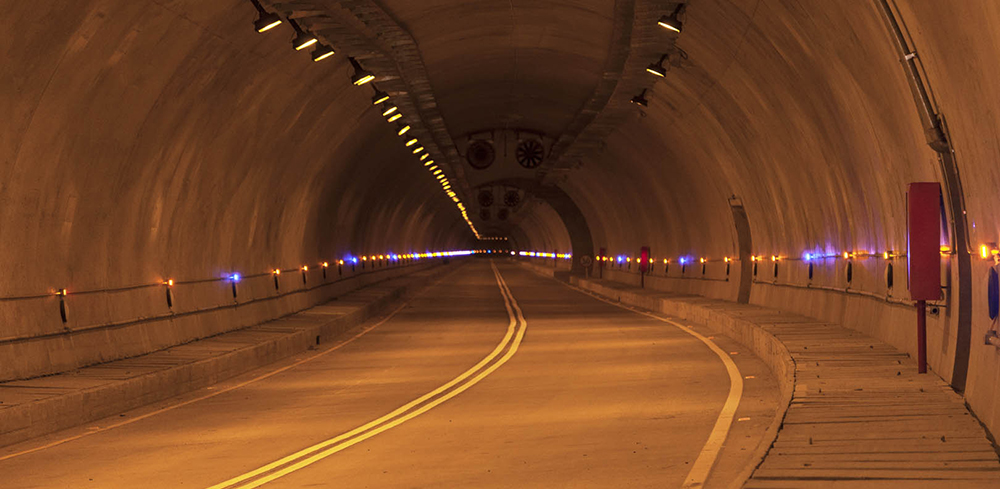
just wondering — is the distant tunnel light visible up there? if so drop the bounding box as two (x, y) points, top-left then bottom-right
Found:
(349, 57), (375, 86)
(291, 21), (318, 51)
(371, 88), (390, 106)
(254, 13), (282, 33)
(630, 89), (649, 107)
(657, 4), (684, 33)
(353, 72), (375, 86)
(646, 54), (670, 77)
(273, 268), (281, 275)
(312, 44), (334, 62)
(230, 273), (241, 283)
(251, 0), (282, 32)
(980, 244), (999, 259)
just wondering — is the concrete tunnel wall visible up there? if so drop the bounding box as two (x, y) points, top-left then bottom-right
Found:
(556, 0), (1000, 436)
(0, 0), (472, 381)
(4, 0), (1000, 442)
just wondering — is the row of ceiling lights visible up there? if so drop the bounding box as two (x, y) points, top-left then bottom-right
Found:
(249, 0), (479, 238)
(630, 3), (686, 107)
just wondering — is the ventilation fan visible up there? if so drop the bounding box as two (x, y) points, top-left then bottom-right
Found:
(516, 139), (544, 169)
(504, 190), (520, 207)
(478, 189), (494, 207)
(466, 140), (495, 169)
(497, 208), (509, 221)
(479, 208), (491, 221)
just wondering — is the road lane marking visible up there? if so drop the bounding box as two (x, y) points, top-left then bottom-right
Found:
(0, 301), (414, 463)
(555, 280), (743, 489)
(208, 261), (527, 489)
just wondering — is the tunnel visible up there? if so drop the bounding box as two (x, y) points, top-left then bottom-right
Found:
(3, 0), (1000, 487)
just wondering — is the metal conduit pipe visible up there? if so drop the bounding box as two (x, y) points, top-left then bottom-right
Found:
(875, 0), (973, 389)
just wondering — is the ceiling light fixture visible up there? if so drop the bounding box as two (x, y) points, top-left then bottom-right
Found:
(349, 57), (376, 86)
(387, 113), (402, 122)
(405, 138), (418, 147)
(658, 4), (685, 33)
(397, 123), (411, 136)
(250, 0), (282, 32)
(312, 44), (334, 62)
(371, 84), (390, 105)
(630, 89), (649, 107)
(288, 19), (317, 51)
(412, 146), (424, 154)
(382, 104), (398, 117)
(419, 154), (429, 161)
(646, 54), (670, 77)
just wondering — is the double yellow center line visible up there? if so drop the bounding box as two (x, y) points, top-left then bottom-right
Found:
(207, 261), (527, 489)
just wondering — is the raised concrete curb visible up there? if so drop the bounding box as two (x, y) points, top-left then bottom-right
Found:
(0, 264), (456, 448)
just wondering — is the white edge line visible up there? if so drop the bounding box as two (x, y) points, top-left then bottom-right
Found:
(554, 279), (743, 488)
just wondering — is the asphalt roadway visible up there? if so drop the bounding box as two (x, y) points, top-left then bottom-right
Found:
(0, 261), (777, 488)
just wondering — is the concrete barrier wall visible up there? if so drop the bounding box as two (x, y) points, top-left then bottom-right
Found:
(0, 262), (436, 382)
(0, 263), (452, 447)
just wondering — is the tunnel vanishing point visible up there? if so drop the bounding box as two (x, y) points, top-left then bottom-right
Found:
(3, 0), (1000, 487)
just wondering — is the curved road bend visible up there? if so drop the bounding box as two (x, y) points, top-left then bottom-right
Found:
(0, 261), (749, 488)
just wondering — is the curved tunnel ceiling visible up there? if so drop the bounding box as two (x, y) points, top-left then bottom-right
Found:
(6, 0), (1000, 435)
(378, 0), (616, 137)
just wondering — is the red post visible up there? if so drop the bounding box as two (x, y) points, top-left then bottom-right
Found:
(916, 300), (927, 373)
(640, 246), (650, 289)
(907, 182), (941, 375)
